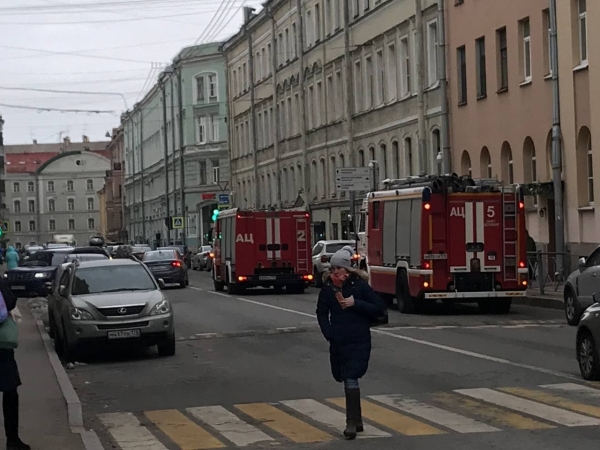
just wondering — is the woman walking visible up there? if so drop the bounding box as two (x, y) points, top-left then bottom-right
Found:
(316, 246), (386, 440)
(0, 278), (30, 450)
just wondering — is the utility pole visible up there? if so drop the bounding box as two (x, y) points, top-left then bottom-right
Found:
(343, 0), (357, 231)
(128, 115), (136, 243)
(268, 9), (282, 208)
(161, 78), (170, 246)
(170, 73), (177, 245)
(437, 0), (451, 174)
(549, 0), (565, 274)
(177, 67), (187, 247)
(415, 0), (428, 175)
(140, 110), (146, 244)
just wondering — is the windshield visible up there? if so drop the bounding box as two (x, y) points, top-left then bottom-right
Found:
(133, 246), (152, 253)
(65, 254), (109, 263)
(143, 250), (177, 261)
(72, 265), (156, 295)
(325, 243), (353, 254)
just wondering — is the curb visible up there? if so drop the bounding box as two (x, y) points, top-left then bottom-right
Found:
(515, 295), (563, 311)
(35, 320), (106, 450)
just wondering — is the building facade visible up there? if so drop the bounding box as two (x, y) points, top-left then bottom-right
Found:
(123, 43), (230, 249)
(3, 138), (110, 248)
(101, 126), (126, 242)
(224, 0), (447, 241)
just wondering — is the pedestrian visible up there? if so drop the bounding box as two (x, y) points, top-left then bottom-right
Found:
(316, 246), (387, 440)
(4, 247), (18, 271)
(0, 277), (30, 449)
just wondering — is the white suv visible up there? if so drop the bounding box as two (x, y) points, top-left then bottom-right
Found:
(311, 240), (356, 287)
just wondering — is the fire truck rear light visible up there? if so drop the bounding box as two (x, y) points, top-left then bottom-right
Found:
(238, 276), (247, 282)
(423, 262), (431, 269)
(209, 253), (215, 258)
(424, 203), (431, 210)
(303, 274), (314, 281)
(518, 261), (526, 268)
(423, 281), (429, 288)
(305, 213), (309, 218)
(519, 202), (525, 209)
(522, 280), (528, 286)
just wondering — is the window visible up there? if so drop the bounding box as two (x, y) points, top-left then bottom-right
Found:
(67, 180), (74, 191)
(316, 81), (323, 127)
(199, 161), (207, 185)
(543, 9), (552, 75)
(242, 63), (248, 90)
(28, 199), (35, 213)
(47, 181), (54, 192)
(87, 179), (93, 190)
(335, 70), (343, 119)
(393, 141), (400, 178)
(329, 156), (336, 195)
(88, 218), (95, 230)
(68, 198), (74, 211)
(588, 135), (594, 204)
(354, 60), (362, 112)
(372, 202), (380, 229)
(14, 221), (21, 232)
(579, 0), (588, 63)
(476, 37), (487, 97)
(209, 74), (218, 101)
(306, 10), (313, 46)
(277, 33), (283, 66)
(521, 18), (532, 82)
(68, 219), (75, 230)
(212, 159), (220, 184)
(334, 0), (341, 29)
(400, 36), (411, 96)
(196, 75), (205, 102)
(427, 20), (438, 86)
(232, 69), (238, 95)
(266, 44), (272, 75)
(432, 129), (441, 170)
(87, 198), (94, 210)
(314, 4), (321, 42)
(13, 200), (20, 213)
(358, 149), (365, 167)
(48, 199), (55, 212)
(326, 76), (334, 123)
(308, 86), (314, 128)
(404, 137), (413, 176)
(49, 219), (56, 231)
(211, 116), (219, 141)
(380, 144), (388, 179)
(29, 221), (36, 232)
(497, 27), (508, 90)
(285, 28), (290, 61)
(27, 181), (34, 192)
(12, 182), (19, 193)
(375, 49), (384, 106)
(198, 117), (207, 143)
(387, 43), (397, 101)
(457, 45), (467, 104)
(365, 55), (373, 109)
(325, 0), (331, 35)
(291, 24), (298, 59)
(363, 0), (370, 11)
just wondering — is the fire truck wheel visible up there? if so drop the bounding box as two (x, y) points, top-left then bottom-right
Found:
(213, 275), (225, 292)
(396, 270), (418, 314)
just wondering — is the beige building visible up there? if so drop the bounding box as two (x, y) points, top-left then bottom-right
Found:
(447, 0), (595, 269)
(224, 1), (446, 241)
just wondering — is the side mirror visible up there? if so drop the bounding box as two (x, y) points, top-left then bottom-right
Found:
(579, 257), (587, 272)
(157, 278), (166, 290)
(594, 292), (600, 304)
(58, 285), (67, 297)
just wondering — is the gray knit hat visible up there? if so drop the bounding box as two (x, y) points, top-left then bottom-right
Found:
(329, 245), (355, 269)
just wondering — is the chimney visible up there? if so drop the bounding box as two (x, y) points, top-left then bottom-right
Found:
(243, 6), (256, 24)
(33, 139), (37, 145)
(82, 135), (89, 143)
(63, 136), (70, 145)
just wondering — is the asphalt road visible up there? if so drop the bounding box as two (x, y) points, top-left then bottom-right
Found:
(66, 270), (600, 450)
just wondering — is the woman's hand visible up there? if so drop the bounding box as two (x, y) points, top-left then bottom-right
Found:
(336, 292), (355, 309)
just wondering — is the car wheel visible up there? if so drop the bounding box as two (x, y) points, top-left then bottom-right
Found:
(578, 331), (600, 380)
(157, 334), (176, 357)
(61, 325), (78, 364)
(396, 271), (417, 314)
(48, 310), (56, 339)
(565, 289), (583, 326)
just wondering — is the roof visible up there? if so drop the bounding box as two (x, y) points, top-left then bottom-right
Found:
(75, 259), (141, 268)
(5, 149), (110, 174)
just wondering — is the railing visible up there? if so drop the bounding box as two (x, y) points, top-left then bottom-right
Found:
(527, 251), (569, 295)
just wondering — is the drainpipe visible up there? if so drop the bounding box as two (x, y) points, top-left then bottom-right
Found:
(267, 8), (281, 209)
(177, 66), (187, 247)
(415, 0), (428, 175)
(161, 79), (170, 246)
(549, 0), (565, 274)
(170, 72), (177, 245)
(245, 11), (259, 209)
(437, 0), (451, 174)
(343, 0), (357, 231)
(296, 0), (309, 202)
(140, 110), (146, 244)
(35, 173), (41, 243)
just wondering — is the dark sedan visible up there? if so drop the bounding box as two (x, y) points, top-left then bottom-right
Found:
(142, 250), (188, 288)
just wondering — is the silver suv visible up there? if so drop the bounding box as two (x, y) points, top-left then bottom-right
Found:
(312, 240), (356, 287)
(565, 246), (600, 326)
(49, 258), (175, 362)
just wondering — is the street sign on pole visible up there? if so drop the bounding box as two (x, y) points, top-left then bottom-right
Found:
(172, 216), (184, 229)
(218, 193), (230, 204)
(335, 167), (371, 191)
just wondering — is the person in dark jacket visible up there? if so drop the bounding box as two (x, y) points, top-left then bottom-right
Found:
(0, 280), (30, 450)
(316, 246), (385, 440)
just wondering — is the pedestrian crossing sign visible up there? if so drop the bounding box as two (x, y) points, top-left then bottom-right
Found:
(172, 217), (184, 229)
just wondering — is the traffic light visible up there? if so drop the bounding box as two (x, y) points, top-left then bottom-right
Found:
(211, 209), (219, 222)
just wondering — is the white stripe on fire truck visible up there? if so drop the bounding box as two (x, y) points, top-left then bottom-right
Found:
(266, 218), (273, 260)
(464, 202), (474, 271)
(274, 218), (282, 259)
(476, 202), (485, 269)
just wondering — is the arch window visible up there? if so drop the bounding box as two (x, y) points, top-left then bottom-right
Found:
(404, 137), (413, 176)
(460, 150), (472, 177)
(358, 149), (365, 167)
(88, 218), (95, 230)
(577, 127), (593, 205)
(319, 158), (327, 199)
(282, 168), (288, 204)
(379, 143), (388, 179)
(523, 137), (537, 206)
(432, 129), (441, 173)
(480, 147), (492, 178)
(501, 142), (514, 185)
(329, 156), (337, 196)
(392, 141), (400, 178)
(288, 167), (295, 202)
(311, 161), (318, 200)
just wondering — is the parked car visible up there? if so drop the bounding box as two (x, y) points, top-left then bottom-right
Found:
(192, 246), (213, 271)
(564, 247), (600, 325)
(311, 240), (357, 287)
(142, 249), (188, 288)
(576, 292), (600, 380)
(49, 259), (175, 362)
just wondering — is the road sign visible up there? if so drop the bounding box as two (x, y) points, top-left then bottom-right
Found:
(218, 204), (230, 211)
(335, 167), (371, 191)
(218, 193), (230, 204)
(172, 216), (184, 229)
(0, 221), (8, 233)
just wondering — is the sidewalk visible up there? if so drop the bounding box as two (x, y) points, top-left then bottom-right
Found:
(517, 286), (563, 311)
(0, 303), (85, 450)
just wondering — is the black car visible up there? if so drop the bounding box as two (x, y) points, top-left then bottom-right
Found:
(142, 250), (188, 288)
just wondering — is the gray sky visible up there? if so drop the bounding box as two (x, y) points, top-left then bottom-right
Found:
(0, 0), (263, 145)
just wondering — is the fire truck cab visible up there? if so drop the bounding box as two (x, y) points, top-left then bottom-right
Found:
(364, 174), (529, 314)
(212, 208), (314, 295)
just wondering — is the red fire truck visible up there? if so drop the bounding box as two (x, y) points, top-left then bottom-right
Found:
(363, 175), (529, 314)
(212, 208), (314, 294)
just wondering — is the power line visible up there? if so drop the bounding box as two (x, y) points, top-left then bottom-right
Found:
(0, 103), (116, 114)
(0, 0), (221, 13)
(0, 44), (158, 64)
(0, 86), (130, 109)
(204, 0), (244, 43)
(195, 0), (235, 44)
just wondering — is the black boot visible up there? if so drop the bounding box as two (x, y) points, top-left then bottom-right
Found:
(4, 391), (30, 450)
(343, 388), (361, 439)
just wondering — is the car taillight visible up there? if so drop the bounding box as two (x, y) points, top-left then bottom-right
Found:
(321, 255), (330, 263)
(172, 261), (182, 267)
(209, 253), (215, 258)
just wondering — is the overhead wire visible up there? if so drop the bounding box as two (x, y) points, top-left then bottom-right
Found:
(0, 44), (157, 64)
(194, 0), (228, 44)
(198, 0), (238, 44)
(0, 103), (117, 114)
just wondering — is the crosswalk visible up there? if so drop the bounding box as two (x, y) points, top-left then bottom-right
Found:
(98, 382), (600, 449)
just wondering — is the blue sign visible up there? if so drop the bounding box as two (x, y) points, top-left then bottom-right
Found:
(218, 194), (230, 204)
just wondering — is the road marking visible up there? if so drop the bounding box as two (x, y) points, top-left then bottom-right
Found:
(189, 286), (204, 291)
(144, 409), (225, 449)
(98, 412), (168, 450)
(187, 405), (274, 447)
(235, 297), (315, 318)
(235, 403), (333, 443)
(281, 398), (390, 438)
(369, 394), (499, 433)
(542, 383), (600, 398)
(327, 397), (444, 436)
(500, 387), (600, 419)
(432, 392), (554, 430)
(455, 388), (600, 427)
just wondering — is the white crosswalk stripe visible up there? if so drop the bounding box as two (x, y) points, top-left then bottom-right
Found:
(99, 412), (168, 450)
(541, 383), (600, 399)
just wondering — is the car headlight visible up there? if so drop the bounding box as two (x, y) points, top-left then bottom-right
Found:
(70, 308), (94, 321)
(2, 273), (7, 278)
(149, 299), (171, 315)
(34, 272), (50, 278)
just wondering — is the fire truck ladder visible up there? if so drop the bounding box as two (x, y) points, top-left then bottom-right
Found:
(502, 185), (518, 282)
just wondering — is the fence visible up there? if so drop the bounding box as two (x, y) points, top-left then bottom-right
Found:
(526, 251), (569, 295)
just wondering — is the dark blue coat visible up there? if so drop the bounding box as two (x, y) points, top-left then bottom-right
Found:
(0, 279), (21, 392)
(316, 273), (385, 382)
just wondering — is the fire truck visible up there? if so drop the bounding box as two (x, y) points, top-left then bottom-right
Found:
(212, 208), (314, 295)
(363, 174), (529, 314)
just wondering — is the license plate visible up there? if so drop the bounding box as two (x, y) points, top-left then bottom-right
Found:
(10, 286), (25, 291)
(259, 276), (276, 280)
(107, 329), (141, 340)
(424, 254), (448, 260)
